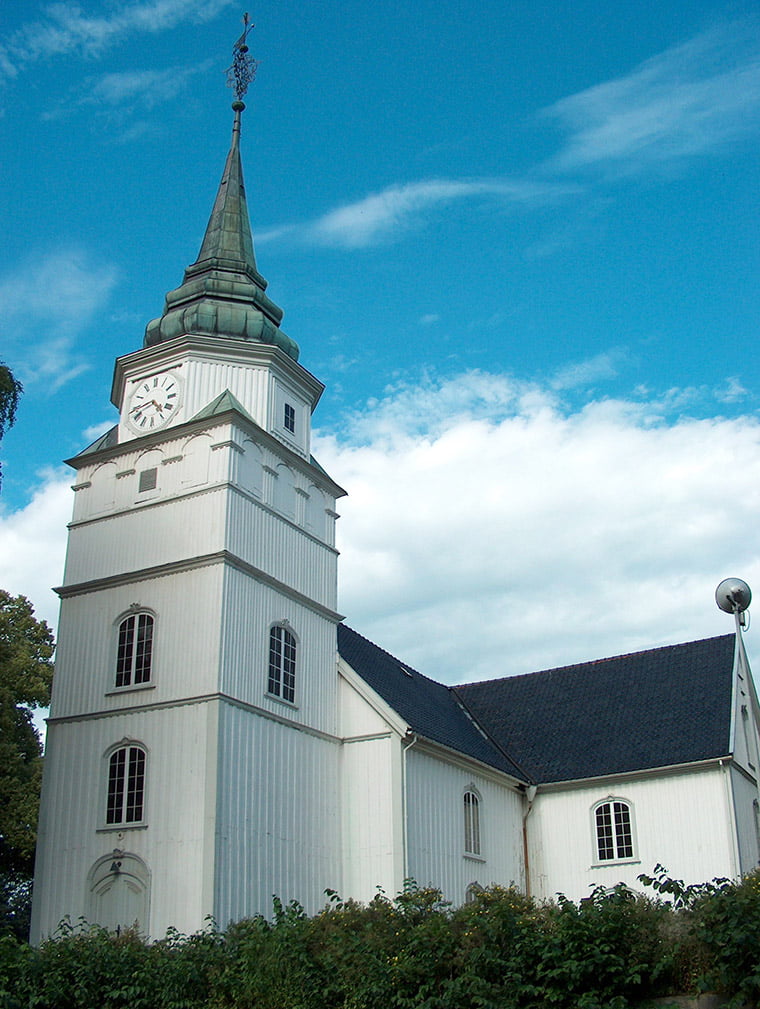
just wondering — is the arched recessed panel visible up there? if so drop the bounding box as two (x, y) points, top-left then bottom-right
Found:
(87, 851), (151, 934)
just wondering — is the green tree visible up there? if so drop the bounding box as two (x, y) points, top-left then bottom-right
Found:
(0, 592), (54, 939)
(0, 362), (22, 491)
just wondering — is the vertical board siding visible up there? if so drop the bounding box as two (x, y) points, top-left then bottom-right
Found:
(32, 702), (217, 941)
(220, 565), (339, 734)
(50, 566), (225, 718)
(528, 769), (736, 902)
(65, 489), (229, 584)
(405, 749), (524, 904)
(213, 703), (341, 922)
(340, 735), (399, 901)
(730, 766), (760, 874)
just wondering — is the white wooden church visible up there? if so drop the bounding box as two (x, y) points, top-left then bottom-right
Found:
(31, 77), (760, 941)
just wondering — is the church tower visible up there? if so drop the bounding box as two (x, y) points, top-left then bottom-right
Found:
(31, 30), (346, 940)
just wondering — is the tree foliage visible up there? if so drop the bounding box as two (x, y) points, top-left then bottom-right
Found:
(0, 591), (54, 938)
(0, 363), (22, 491)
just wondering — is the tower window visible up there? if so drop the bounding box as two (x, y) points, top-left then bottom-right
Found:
(594, 799), (634, 861)
(268, 625), (296, 703)
(284, 403), (296, 434)
(106, 745), (146, 824)
(116, 613), (154, 687)
(464, 789), (481, 855)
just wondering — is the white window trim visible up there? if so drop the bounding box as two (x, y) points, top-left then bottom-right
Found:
(590, 797), (638, 866)
(102, 740), (149, 829)
(112, 609), (156, 692)
(463, 787), (483, 858)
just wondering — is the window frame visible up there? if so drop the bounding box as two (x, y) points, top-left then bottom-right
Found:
(592, 797), (637, 865)
(104, 742), (148, 828)
(114, 611), (155, 690)
(283, 402), (296, 434)
(267, 624), (297, 704)
(463, 788), (482, 857)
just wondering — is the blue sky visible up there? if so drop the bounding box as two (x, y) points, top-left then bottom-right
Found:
(1, 0), (760, 682)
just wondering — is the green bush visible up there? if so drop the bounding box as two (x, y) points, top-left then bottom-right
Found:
(3, 873), (760, 1009)
(690, 868), (760, 1007)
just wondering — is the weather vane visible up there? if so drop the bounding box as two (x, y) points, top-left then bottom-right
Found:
(226, 12), (258, 102)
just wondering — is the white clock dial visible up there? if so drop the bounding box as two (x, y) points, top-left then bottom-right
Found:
(126, 372), (182, 433)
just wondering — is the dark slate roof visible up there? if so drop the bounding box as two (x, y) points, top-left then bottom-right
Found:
(337, 624), (527, 780)
(456, 635), (736, 784)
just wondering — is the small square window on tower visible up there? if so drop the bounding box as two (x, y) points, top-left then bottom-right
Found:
(284, 403), (296, 434)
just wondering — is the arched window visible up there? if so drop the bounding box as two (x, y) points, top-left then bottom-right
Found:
(116, 613), (154, 688)
(594, 799), (634, 862)
(464, 789), (481, 855)
(106, 745), (147, 825)
(268, 625), (296, 703)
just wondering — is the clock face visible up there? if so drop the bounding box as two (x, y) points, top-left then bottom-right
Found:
(126, 372), (182, 433)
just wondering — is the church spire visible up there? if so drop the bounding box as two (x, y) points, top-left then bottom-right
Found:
(144, 18), (299, 360)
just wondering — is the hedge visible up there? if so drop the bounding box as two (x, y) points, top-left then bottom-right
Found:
(2, 870), (759, 1009)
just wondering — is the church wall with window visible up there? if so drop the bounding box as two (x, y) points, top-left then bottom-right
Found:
(32, 701), (218, 940)
(405, 747), (525, 904)
(527, 767), (739, 901)
(218, 564), (341, 735)
(49, 567), (225, 718)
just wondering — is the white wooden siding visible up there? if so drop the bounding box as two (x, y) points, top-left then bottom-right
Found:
(50, 566), (225, 718)
(730, 766), (760, 874)
(340, 734), (404, 902)
(405, 748), (525, 905)
(213, 703), (341, 921)
(32, 702), (219, 941)
(528, 767), (738, 902)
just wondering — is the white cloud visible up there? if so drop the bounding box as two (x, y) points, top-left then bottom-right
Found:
(0, 0), (233, 81)
(5, 372), (760, 692)
(550, 350), (626, 391)
(0, 468), (70, 631)
(260, 179), (576, 250)
(87, 61), (213, 108)
(0, 248), (118, 388)
(314, 371), (760, 682)
(544, 23), (760, 174)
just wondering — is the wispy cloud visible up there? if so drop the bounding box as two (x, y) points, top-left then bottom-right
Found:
(0, 0), (232, 82)
(0, 248), (118, 389)
(550, 350), (628, 391)
(86, 61), (213, 108)
(260, 178), (576, 250)
(543, 23), (760, 174)
(42, 60), (215, 125)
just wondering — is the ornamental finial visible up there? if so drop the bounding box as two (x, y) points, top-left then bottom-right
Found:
(226, 12), (257, 103)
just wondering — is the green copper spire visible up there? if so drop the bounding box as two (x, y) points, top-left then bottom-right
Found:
(144, 22), (299, 360)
